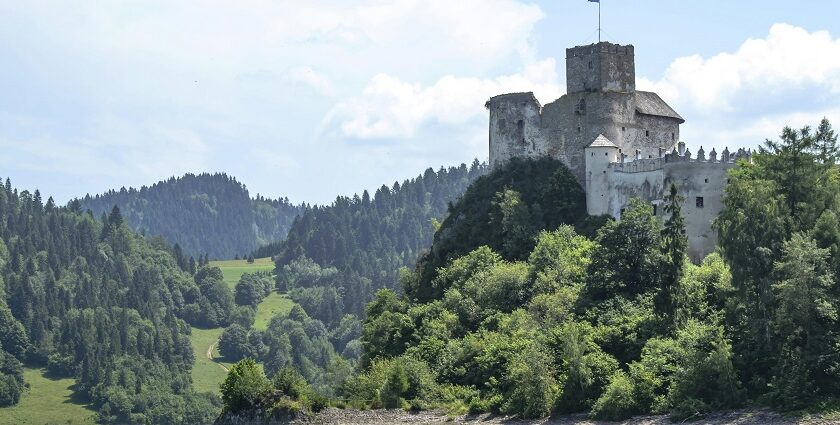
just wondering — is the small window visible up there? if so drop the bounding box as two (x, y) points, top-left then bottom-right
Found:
(605, 152), (608, 156)
(652, 204), (658, 216)
(577, 126), (581, 133)
(696, 197), (704, 208)
(517, 120), (524, 130)
(591, 152), (594, 157)
(704, 178), (708, 183)
(645, 130), (650, 137)
(622, 126), (626, 131)
(588, 60), (593, 69)
(671, 132), (675, 141)
(620, 208), (626, 216)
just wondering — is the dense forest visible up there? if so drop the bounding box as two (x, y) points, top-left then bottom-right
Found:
(80, 173), (303, 259)
(213, 161), (488, 398)
(218, 120), (840, 422)
(0, 179), (226, 423)
(265, 160), (488, 317)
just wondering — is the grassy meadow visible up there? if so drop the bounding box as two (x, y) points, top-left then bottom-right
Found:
(189, 326), (231, 394)
(210, 257), (275, 289)
(0, 368), (95, 425)
(190, 257), (293, 393)
(254, 291), (296, 331)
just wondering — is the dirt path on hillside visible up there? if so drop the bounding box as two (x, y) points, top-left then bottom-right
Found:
(207, 339), (229, 373)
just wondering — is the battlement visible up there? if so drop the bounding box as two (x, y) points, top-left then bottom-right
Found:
(566, 41), (635, 93)
(609, 145), (753, 174)
(566, 42), (634, 58)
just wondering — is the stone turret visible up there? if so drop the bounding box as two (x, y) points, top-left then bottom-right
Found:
(585, 134), (619, 216)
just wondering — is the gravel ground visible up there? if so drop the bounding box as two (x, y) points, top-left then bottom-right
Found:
(216, 408), (839, 425)
(295, 408), (839, 425)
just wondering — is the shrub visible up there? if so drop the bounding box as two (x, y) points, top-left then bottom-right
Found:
(590, 371), (637, 421)
(381, 362), (409, 409)
(220, 359), (271, 413)
(503, 345), (558, 418)
(272, 367), (310, 400)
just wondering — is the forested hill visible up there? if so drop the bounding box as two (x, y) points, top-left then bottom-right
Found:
(79, 172), (303, 259)
(263, 160), (487, 317)
(0, 178), (220, 423)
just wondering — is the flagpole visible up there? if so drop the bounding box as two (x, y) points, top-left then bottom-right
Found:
(598, 1), (601, 42)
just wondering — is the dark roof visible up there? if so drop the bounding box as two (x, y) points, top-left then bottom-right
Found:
(635, 91), (684, 123)
(485, 92), (541, 109)
(588, 134), (618, 148)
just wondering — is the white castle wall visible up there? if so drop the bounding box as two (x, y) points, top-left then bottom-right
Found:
(596, 151), (740, 261)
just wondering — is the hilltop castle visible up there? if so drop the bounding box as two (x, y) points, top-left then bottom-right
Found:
(486, 41), (751, 261)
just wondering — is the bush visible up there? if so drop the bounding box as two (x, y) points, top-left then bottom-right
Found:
(230, 305), (256, 328)
(218, 324), (251, 361)
(220, 359), (271, 413)
(272, 367), (310, 400)
(503, 345), (557, 418)
(381, 362), (409, 409)
(590, 371), (637, 421)
(0, 350), (23, 407)
(342, 356), (438, 409)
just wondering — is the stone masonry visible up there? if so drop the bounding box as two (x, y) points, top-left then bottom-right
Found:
(486, 41), (751, 261)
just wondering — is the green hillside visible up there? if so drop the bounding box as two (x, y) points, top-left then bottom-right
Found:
(0, 368), (95, 425)
(80, 173), (302, 259)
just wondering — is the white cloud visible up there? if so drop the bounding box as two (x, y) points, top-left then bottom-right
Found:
(284, 66), (334, 95)
(639, 23), (840, 111)
(330, 59), (563, 139)
(6, 0), (542, 75)
(632, 23), (840, 154)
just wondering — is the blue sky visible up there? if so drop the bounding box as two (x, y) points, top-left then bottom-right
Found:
(1, 1), (839, 204)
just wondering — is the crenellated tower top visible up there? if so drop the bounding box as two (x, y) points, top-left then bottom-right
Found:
(566, 42), (635, 94)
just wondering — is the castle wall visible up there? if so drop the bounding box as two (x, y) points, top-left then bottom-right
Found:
(603, 157), (736, 261)
(664, 161), (734, 261)
(488, 94), (549, 166)
(606, 160), (665, 218)
(625, 114), (680, 158)
(540, 91), (636, 184)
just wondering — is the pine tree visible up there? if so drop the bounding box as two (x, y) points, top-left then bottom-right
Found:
(658, 183), (687, 325)
(814, 117), (838, 165)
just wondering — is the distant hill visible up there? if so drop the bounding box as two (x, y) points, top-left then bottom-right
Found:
(79, 173), (303, 259)
(262, 160), (488, 317)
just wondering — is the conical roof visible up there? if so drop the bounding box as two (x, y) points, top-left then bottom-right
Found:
(587, 134), (618, 148)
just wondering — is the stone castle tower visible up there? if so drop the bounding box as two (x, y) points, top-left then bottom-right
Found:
(487, 41), (751, 261)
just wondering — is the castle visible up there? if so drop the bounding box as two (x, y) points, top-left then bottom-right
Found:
(486, 41), (751, 261)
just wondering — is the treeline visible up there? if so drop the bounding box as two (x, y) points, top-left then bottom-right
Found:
(266, 160), (487, 319)
(80, 172), (303, 259)
(0, 180), (222, 423)
(350, 120), (840, 419)
(212, 162), (487, 400)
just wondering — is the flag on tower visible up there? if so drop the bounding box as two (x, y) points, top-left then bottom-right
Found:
(588, 0), (599, 3)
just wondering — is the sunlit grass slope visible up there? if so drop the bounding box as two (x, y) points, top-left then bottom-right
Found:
(0, 368), (95, 425)
(210, 257), (274, 289)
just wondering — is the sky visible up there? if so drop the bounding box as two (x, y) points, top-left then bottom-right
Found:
(1, 1), (840, 205)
